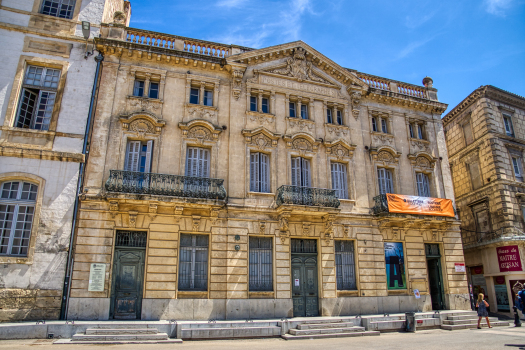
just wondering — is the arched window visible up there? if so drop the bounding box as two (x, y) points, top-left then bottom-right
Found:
(0, 181), (38, 256)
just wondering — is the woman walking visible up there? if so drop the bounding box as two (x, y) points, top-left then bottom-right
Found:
(476, 293), (492, 329)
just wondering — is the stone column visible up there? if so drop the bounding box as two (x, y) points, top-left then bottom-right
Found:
(144, 74), (151, 98)
(214, 82), (219, 107)
(199, 82), (205, 105)
(285, 94), (290, 117)
(297, 97), (302, 119)
(258, 91), (263, 113)
(270, 91), (276, 115)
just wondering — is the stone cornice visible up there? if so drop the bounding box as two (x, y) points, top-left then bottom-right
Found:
(443, 85), (525, 126)
(0, 146), (84, 163)
(365, 88), (448, 113)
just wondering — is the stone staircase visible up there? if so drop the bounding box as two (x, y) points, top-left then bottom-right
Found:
(441, 311), (511, 330)
(54, 323), (181, 344)
(176, 320), (281, 340)
(282, 319), (380, 340)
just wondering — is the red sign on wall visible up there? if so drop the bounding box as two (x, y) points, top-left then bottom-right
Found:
(497, 245), (522, 272)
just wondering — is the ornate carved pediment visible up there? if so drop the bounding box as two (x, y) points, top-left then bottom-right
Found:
(371, 147), (401, 164)
(242, 127), (281, 150)
(286, 117), (315, 135)
(179, 119), (222, 143)
(408, 153), (436, 168)
(120, 112), (165, 137)
(265, 48), (331, 84)
(185, 104), (218, 124)
(126, 95), (163, 114)
(324, 140), (356, 160)
(371, 132), (395, 148)
(283, 133), (321, 155)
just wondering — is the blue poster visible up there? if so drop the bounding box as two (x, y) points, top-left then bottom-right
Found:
(385, 242), (406, 290)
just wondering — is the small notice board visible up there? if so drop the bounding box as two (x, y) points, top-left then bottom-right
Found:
(88, 263), (106, 292)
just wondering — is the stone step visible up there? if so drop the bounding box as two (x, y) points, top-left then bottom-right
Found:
(54, 339), (182, 345)
(72, 333), (170, 341)
(443, 318), (498, 325)
(179, 322), (276, 329)
(441, 321), (511, 331)
(80, 323), (162, 329)
(85, 328), (159, 335)
(297, 322), (358, 330)
(447, 314), (481, 320)
(282, 331), (380, 340)
(290, 327), (365, 336)
(180, 326), (281, 340)
(296, 318), (347, 324)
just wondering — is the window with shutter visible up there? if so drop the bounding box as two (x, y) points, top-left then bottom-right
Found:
(300, 104), (308, 119)
(189, 88), (199, 104)
(291, 157), (311, 187)
(250, 96), (258, 112)
(331, 163), (348, 199)
(261, 98), (269, 113)
(250, 152), (271, 193)
(512, 157), (523, 181)
(416, 172), (430, 197)
(125, 141), (153, 173)
(378, 168), (394, 195)
(133, 80), (144, 97)
(260, 153), (270, 192)
(186, 147), (210, 178)
(417, 125), (424, 139)
(301, 157), (311, 187)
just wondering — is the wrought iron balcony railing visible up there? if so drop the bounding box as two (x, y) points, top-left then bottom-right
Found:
(276, 185), (340, 208)
(105, 170), (226, 200)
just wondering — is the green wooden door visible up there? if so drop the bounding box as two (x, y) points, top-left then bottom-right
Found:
(110, 249), (145, 319)
(427, 258), (445, 310)
(292, 255), (319, 317)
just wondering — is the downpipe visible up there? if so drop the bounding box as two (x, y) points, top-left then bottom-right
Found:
(59, 52), (104, 320)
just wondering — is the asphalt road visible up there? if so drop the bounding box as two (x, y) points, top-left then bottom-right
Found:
(1, 326), (525, 350)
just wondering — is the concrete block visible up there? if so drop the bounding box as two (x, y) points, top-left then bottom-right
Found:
(67, 298), (110, 320)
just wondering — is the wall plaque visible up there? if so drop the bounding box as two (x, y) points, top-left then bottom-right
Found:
(259, 75), (339, 98)
(88, 263), (106, 292)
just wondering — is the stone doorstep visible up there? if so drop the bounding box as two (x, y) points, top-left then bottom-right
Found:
(289, 327), (365, 335)
(72, 333), (170, 341)
(443, 318), (499, 325)
(282, 331), (380, 340)
(297, 322), (358, 330)
(447, 315), (487, 320)
(85, 328), (159, 335)
(182, 326), (281, 339)
(441, 321), (511, 331)
(54, 339), (183, 345)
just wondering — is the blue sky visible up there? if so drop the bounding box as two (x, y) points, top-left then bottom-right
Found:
(129, 0), (525, 114)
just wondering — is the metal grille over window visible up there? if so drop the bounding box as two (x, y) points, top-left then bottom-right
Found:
(0, 181), (38, 256)
(179, 234), (208, 291)
(41, 0), (76, 19)
(16, 65), (61, 131)
(291, 239), (317, 254)
(335, 240), (356, 290)
(115, 230), (147, 248)
(249, 237), (273, 291)
(425, 243), (440, 257)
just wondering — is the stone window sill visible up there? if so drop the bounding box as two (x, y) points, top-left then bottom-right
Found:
(247, 192), (275, 196)
(177, 291), (208, 299)
(337, 290), (359, 297)
(388, 290), (409, 296)
(249, 291), (274, 299)
(0, 255), (32, 265)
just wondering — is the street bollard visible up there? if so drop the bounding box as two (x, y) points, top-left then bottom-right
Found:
(513, 305), (522, 327)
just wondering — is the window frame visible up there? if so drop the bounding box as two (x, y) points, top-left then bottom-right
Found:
(289, 102), (296, 118)
(133, 79), (145, 97)
(462, 120), (474, 146)
(377, 167), (394, 195)
(250, 152), (271, 193)
(416, 172), (431, 197)
(189, 88), (200, 105)
(512, 156), (523, 181)
(203, 89), (213, 106)
(335, 240), (357, 291)
(331, 162), (348, 199)
(291, 156), (311, 187)
(300, 104), (309, 120)
(40, 0), (77, 20)
(326, 108), (333, 124)
(148, 81), (159, 99)
(503, 114), (514, 137)
(178, 233), (209, 291)
(249, 236), (273, 292)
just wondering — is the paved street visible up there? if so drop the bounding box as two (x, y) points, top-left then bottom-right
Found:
(1, 326), (525, 350)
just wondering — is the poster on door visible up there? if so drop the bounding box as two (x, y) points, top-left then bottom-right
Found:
(385, 242), (406, 290)
(494, 276), (510, 311)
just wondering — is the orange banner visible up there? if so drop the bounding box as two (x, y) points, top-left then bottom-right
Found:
(386, 194), (455, 217)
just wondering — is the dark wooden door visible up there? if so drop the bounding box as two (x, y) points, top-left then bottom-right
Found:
(427, 258), (445, 310)
(111, 249), (145, 319)
(292, 255), (319, 317)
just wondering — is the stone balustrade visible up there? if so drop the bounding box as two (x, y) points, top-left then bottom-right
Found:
(183, 40), (230, 58)
(357, 74), (390, 90)
(357, 73), (432, 100)
(397, 84), (427, 98)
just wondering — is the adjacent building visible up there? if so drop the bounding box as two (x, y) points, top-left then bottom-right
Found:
(444, 85), (525, 317)
(0, 0), (130, 321)
(65, 14), (470, 320)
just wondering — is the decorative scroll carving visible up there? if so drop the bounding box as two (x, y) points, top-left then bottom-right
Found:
(149, 202), (158, 216)
(210, 208), (220, 224)
(326, 124), (349, 137)
(288, 118), (315, 133)
(270, 48), (329, 84)
(179, 120), (222, 143)
(248, 112), (275, 126)
(377, 150), (394, 163)
(351, 91), (362, 120)
(372, 133), (394, 146)
(174, 206), (183, 223)
(259, 221), (266, 235)
(127, 96), (162, 112)
(109, 201), (119, 218)
(120, 112), (165, 136)
(411, 140), (430, 152)
(302, 222), (311, 236)
(187, 126), (213, 143)
(330, 144), (349, 160)
(416, 156), (431, 168)
(243, 128), (281, 150)
(323, 214), (335, 244)
(192, 215), (201, 232)
(292, 137), (313, 153)
(279, 212), (291, 243)
(187, 105), (217, 121)
(128, 211), (138, 228)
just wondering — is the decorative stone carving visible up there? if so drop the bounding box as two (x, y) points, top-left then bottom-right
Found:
(179, 120), (222, 143)
(232, 69), (244, 100)
(270, 48), (329, 84)
(287, 118), (315, 133)
(120, 113), (165, 136)
(378, 151), (394, 163)
(326, 124), (349, 137)
(129, 119), (155, 137)
(302, 222), (311, 236)
(292, 137), (313, 152)
(259, 221), (266, 235)
(128, 211), (138, 228)
(113, 11), (126, 24)
(242, 128), (281, 150)
(330, 144), (349, 160)
(372, 133), (394, 146)
(149, 202), (158, 216)
(351, 91), (362, 120)
(173, 206), (183, 223)
(416, 156), (431, 168)
(192, 215), (201, 232)
(279, 212), (291, 242)
(127, 96), (162, 112)
(210, 208), (220, 224)
(247, 112), (275, 126)
(186, 105), (217, 122)
(188, 126), (212, 142)
(410, 140), (430, 152)
(109, 201), (119, 218)
(323, 214), (335, 244)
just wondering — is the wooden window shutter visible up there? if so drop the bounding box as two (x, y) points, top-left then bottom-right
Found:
(250, 152), (259, 192)
(260, 153), (270, 193)
(144, 140), (153, 173)
(125, 141), (141, 172)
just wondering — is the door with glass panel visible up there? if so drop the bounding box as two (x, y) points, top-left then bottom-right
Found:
(291, 239), (318, 317)
(377, 168), (394, 195)
(185, 147), (210, 195)
(124, 140), (153, 191)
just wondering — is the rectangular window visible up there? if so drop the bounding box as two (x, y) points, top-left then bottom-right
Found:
(133, 80), (145, 97)
(512, 157), (523, 181)
(504, 115), (514, 136)
(16, 65), (61, 131)
(300, 104), (308, 119)
(125, 141), (153, 173)
(335, 240), (356, 290)
(416, 172), (431, 197)
(409, 124), (414, 138)
(250, 152), (270, 193)
(331, 162), (348, 199)
(381, 119), (388, 133)
(289, 102), (296, 118)
(291, 157), (311, 187)
(417, 125), (424, 139)
(178, 234), (208, 291)
(41, 0), (76, 19)
(189, 88), (199, 104)
(203, 90), (213, 106)
(377, 168), (394, 194)
(336, 110), (343, 125)
(468, 161), (482, 190)
(249, 237), (273, 291)
(148, 82), (159, 99)
(261, 98), (269, 113)
(372, 117), (377, 132)
(250, 96), (258, 112)
(185, 147), (210, 178)
(463, 122), (473, 146)
(327, 109), (333, 124)
(0, 181), (38, 256)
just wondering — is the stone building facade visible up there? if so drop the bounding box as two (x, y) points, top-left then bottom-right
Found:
(0, 0), (131, 321)
(444, 86), (525, 316)
(66, 21), (469, 320)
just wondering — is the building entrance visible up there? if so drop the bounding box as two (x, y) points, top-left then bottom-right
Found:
(425, 244), (445, 310)
(110, 231), (146, 319)
(291, 239), (319, 317)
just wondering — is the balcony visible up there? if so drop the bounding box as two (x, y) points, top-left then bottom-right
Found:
(105, 170), (226, 200)
(276, 185), (340, 208)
